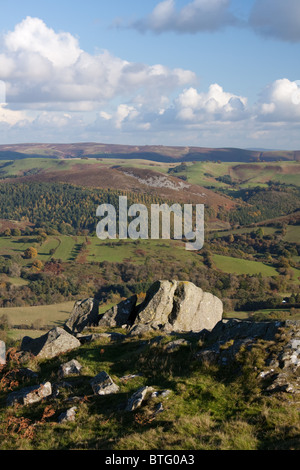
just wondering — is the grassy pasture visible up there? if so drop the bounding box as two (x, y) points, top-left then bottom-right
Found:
(172, 160), (300, 189)
(284, 225), (300, 243)
(213, 254), (279, 276)
(86, 238), (197, 265)
(208, 226), (278, 239)
(0, 301), (74, 340)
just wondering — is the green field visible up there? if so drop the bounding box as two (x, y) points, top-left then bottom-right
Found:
(284, 225), (300, 243)
(169, 160), (300, 189)
(86, 238), (197, 265)
(1, 301), (74, 337)
(209, 226), (278, 239)
(0, 234), (201, 265)
(1, 232), (297, 276)
(213, 254), (279, 276)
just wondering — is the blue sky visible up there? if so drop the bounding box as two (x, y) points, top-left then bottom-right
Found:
(0, 0), (300, 149)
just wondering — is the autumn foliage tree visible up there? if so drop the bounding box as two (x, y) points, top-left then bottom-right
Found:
(23, 247), (38, 259)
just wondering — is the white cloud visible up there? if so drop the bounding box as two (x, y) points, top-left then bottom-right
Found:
(0, 16), (195, 113)
(4, 16), (82, 67)
(0, 104), (30, 126)
(0, 17), (299, 149)
(249, 0), (300, 42)
(175, 84), (248, 122)
(115, 104), (140, 129)
(132, 0), (239, 34)
(257, 79), (300, 121)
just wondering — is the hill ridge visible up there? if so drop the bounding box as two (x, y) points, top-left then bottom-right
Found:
(1, 143), (300, 163)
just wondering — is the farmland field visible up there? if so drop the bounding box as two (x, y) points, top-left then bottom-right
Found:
(169, 160), (300, 189)
(212, 254), (279, 276)
(0, 234), (202, 265)
(284, 225), (300, 243)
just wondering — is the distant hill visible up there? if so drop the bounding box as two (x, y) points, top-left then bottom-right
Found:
(6, 163), (236, 211)
(0, 142), (299, 162)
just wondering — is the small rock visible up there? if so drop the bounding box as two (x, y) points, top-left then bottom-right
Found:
(58, 406), (77, 423)
(58, 359), (82, 378)
(120, 374), (143, 382)
(258, 369), (275, 379)
(155, 402), (164, 414)
(7, 381), (52, 406)
(151, 389), (171, 398)
(90, 371), (119, 395)
(78, 332), (126, 344)
(165, 339), (190, 352)
(125, 386), (155, 411)
(265, 372), (297, 394)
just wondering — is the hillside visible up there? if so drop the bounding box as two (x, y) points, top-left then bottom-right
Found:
(0, 143), (300, 163)
(0, 146), (299, 452)
(0, 290), (300, 450)
(5, 164), (235, 211)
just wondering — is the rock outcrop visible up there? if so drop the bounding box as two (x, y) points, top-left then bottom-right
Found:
(18, 281), (222, 362)
(127, 280), (223, 336)
(196, 318), (300, 395)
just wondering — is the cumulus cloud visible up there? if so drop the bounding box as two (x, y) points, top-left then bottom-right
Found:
(0, 16), (299, 149)
(257, 79), (300, 121)
(175, 84), (248, 122)
(0, 16), (196, 113)
(249, 0), (300, 42)
(4, 16), (82, 67)
(132, 0), (239, 34)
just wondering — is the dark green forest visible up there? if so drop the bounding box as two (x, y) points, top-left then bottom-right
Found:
(0, 182), (171, 234)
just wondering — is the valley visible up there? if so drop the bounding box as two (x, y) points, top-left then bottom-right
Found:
(0, 143), (299, 452)
(0, 146), (298, 343)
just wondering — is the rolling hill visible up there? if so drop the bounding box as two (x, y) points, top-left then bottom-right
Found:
(1, 161), (237, 211)
(0, 142), (299, 162)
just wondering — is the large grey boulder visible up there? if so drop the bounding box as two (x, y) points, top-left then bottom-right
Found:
(98, 295), (137, 328)
(64, 298), (99, 336)
(129, 280), (223, 336)
(21, 327), (81, 359)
